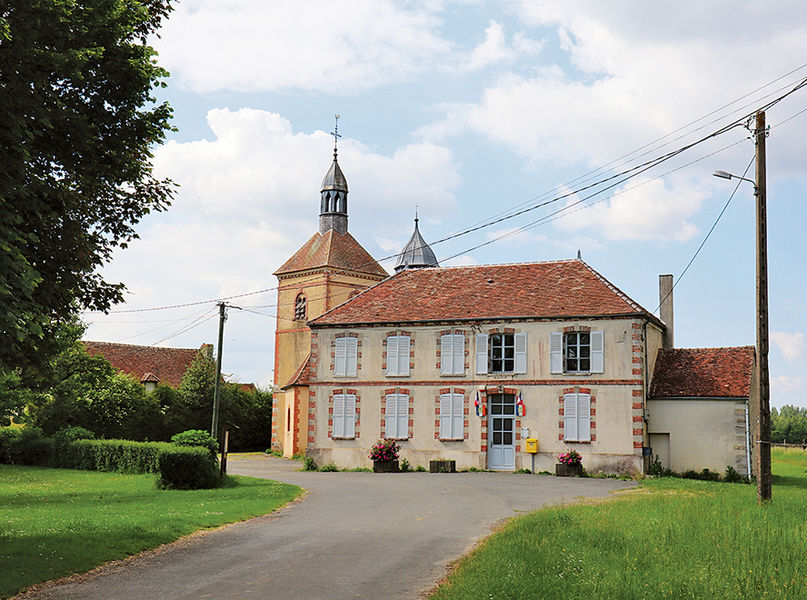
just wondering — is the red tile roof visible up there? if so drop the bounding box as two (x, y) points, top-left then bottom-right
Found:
(649, 347), (754, 398)
(282, 354), (311, 390)
(274, 229), (388, 278)
(82, 341), (211, 388)
(310, 259), (660, 326)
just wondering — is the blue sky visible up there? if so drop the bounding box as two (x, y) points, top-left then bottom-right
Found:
(83, 1), (807, 408)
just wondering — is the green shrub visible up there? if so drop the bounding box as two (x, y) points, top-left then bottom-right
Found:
(171, 429), (218, 455)
(415, 465), (427, 472)
(55, 439), (170, 473)
(319, 462), (338, 472)
(53, 426), (95, 443)
(0, 426), (53, 465)
(157, 446), (220, 489)
(723, 465), (750, 483)
(400, 457), (410, 472)
(303, 456), (317, 471)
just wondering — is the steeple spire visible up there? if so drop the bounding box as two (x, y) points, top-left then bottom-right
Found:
(320, 114), (348, 234)
(394, 212), (439, 273)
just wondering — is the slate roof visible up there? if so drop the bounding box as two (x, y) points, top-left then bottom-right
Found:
(310, 259), (660, 326)
(282, 354), (312, 390)
(274, 229), (388, 278)
(82, 341), (210, 388)
(649, 347), (755, 398)
(394, 218), (439, 272)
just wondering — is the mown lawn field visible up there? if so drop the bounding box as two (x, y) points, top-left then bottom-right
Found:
(432, 448), (807, 600)
(0, 466), (301, 598)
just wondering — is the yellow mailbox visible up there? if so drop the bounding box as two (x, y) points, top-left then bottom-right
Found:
(524, 438), (538, 453)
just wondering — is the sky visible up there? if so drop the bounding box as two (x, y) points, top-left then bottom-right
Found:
(83, 1), (807, 409)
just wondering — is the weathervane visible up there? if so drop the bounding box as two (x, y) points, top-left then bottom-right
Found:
(331, 113), (341, 159)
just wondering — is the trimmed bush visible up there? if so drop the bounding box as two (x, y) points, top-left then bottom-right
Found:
(54, 439), (172, 473)
(0, 426), (53, 465)
(171, 429), (218, 455)
(157, 446), (220, 489)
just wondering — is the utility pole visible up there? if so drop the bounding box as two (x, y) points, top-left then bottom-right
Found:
(755, 110), (772, 503)
(211, 302), (227, 440)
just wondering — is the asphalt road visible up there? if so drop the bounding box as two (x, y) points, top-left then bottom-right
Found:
(21, 455), (634, 600)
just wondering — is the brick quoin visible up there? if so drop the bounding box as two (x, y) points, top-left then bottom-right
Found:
(632, 402), (643, 409)
(633, 415), (643, 422)
(633, 428), (643, 436)
(633, 441), (643, 448)
(632, 390), (643, 397)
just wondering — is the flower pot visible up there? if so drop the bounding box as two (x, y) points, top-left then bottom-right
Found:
(555, 463), (583, 477)
(373, 459), (400, 473)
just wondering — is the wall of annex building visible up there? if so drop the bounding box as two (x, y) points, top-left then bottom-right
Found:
(647, 398), (750, 477)
(306, 318), (652, 472)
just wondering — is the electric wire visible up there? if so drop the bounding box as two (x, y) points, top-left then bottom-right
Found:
(83, 72), (807, 317)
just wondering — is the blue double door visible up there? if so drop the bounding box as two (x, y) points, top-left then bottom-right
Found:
(487, 393), (515, 470)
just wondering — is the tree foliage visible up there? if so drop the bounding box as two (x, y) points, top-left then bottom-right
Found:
(0, 0), (176, 372)
(771, 405), (807, 444)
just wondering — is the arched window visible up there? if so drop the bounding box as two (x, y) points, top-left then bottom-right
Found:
(294, 293), (307, 321)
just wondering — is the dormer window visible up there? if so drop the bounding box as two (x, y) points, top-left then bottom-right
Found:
(294, 294), (307, 321)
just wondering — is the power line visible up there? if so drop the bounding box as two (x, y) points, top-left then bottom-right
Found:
(83, 72), (807, 317)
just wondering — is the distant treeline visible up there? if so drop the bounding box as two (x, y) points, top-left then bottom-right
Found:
(771, 405), (807, 445)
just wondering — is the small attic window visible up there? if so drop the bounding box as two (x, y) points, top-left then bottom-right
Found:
(294, 294), (307, 321)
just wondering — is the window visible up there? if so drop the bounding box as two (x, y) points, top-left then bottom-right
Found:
(332, 393), (356, 438)
(565, 331), (590, 372)
(385, 393), (409, 439)
(563, 393), (591, 442)
(294, 294), (307, 321)
(475, 332), (527, 374)
(334, 337), (358, 377)
(386, 335), (411, 377)
(439, 392), (464, 440)
(550, 331), (604, 374)
(440, 334), (465, 375)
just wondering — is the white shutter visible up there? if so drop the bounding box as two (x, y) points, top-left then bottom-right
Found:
(550, 332), (563, 374)
(398, 336), (410, 376)
(344, 394), (356, 438)
(346, 338), (358, 376)
(590, 331), (604, 373)
(385, 394), (398, 438)
(578, 393), (591, 442)
(452, 393), (464, 440)
(440, 335), (452, 375)
(333, 394), (345, 437)
(334, 339), (346, 376)
(514, 332), (527, 374)
(564, 393), (578, 441)
(387, 336), (399, 376)
(452, 335), (465, 375)
(397, 394), (409, 438)
(476, 334), (488, 375)
(439, 393), (452, 439)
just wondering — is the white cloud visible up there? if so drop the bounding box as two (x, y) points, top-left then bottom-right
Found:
(772, 331), (805, 364)
(421, 3), (807, 176)
(84, 108), (460, 384)
(155, 0), (450, 93)
(459, 21), (543, 71)
(772, 375), (807, 394)
(553, 177), (704, 242)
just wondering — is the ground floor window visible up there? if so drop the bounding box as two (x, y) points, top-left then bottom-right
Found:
(333, 393), (356, 439)
(439, 392), (464, 440)
(563, 392), (591, 442)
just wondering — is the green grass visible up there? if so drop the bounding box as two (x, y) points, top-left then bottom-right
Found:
(0, 465), (301, 598)
(431, 449), (807, 600)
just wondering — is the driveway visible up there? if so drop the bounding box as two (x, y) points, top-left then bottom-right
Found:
(22, 455), (635, 600)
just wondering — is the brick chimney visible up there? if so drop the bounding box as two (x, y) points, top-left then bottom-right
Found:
(659, 274), (674, 348)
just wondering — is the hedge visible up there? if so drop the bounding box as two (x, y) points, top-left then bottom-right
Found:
(157, 445), (220, 489)
(0, 427), (222, 489)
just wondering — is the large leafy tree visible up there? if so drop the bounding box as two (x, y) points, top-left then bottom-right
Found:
(0, 0), (176, 371)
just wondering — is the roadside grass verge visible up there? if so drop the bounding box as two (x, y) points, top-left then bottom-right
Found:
(0, 465), (301, 598)
(431, 449), (807, 600)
